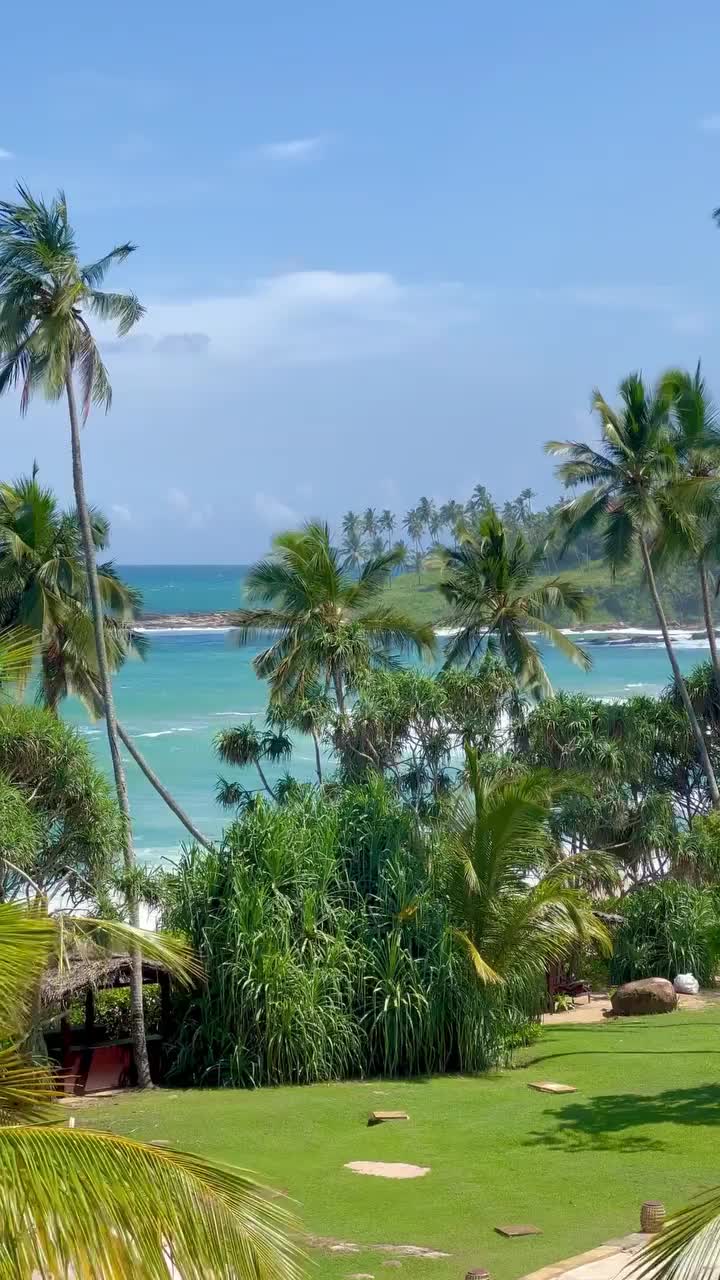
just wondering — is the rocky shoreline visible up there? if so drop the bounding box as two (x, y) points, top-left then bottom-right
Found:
(136, 612), (719, 641)
(138, 611), (235, 629)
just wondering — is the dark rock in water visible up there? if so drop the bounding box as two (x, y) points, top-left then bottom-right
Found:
(139, 611), (234, 630)
(611, 978), (677, 1017)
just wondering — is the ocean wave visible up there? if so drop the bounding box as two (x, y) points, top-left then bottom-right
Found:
(211, 710), (264, 717)
(134, 625), (234, 635)
(135, 727), (196, 739)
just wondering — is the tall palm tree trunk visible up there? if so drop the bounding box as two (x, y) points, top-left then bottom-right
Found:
(332, 670), (346, 714)
(255, 760), (277, 800)
(49, 673), (215, 852)
(66, 372), (152, 1088)
(311, 729), (323, 785)
(699, 560), (720, 695)
(640, 537), (720, 807)
(116, 723), (214, 850)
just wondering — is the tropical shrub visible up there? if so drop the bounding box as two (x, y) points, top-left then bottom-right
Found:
(66, 985), (162, 1039)
(610, 881), (720, 986)
(162, 781), (545, 1087)
(0, 703), (123, 901)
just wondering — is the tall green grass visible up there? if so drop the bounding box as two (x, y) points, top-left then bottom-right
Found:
(162, 780), (542, 1086)
(611, 881), (720, 986)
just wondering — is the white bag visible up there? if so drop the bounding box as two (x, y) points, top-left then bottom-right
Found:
(673, 973), (700, 995)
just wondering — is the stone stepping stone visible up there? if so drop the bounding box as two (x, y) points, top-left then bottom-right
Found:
(368, 1110), (409, 1126)
(495, 1225), (542, 1238)
(528, 1081), (577, 1094)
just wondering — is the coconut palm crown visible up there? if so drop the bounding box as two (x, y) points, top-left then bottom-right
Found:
(438, 509), (590, 697)
(231, 521), (436, 712)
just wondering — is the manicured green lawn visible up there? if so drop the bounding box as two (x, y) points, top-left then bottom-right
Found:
(81, 1012), (720, 1280)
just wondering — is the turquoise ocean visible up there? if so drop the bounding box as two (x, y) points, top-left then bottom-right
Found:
(60, 565), (714, 865)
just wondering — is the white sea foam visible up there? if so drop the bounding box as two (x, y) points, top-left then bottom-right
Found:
(211, 710), (264, 717)
(136, 727), (195, 739)
(134, 625), (235, 635)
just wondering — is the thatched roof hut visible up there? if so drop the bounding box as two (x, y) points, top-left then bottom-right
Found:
(41, 954), (172, 1013)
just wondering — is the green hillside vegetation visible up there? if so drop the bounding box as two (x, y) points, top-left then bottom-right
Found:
(385, 555), (706, 628)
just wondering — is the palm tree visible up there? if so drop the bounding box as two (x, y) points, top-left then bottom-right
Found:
(411, 548), (425, 584)
(428, 511), (443, 543)
(403, 509), (425, 577)
(230, 522), (436, 713)
(440, 499), (466, 540)
(0, 471), (142, 689)
(0, 471), (142, 693)
(438, 509), (590, 697)
(518, 488), (536, 524)
(415, 496), (435, 538)
(547, 372), (720, 806)
(658, 365), (720, 691)
(215, 720), (293, 801)
(363, 507), (378, 539)
(0, 186), (151, 1082)
(467, 484), (492, 514)
(268, 684), (333, 785)
(392, 539), (411, 573)
(0, 900), (300, 1278)
(444, 744), (613, 984)
(0, 474), (213, 852)
(380, 508), (396, 549)
(342, 510), (362, 541)
(341, 524), (366, 573)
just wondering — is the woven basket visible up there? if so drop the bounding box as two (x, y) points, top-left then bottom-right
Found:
(640, 1201), (666, 1233)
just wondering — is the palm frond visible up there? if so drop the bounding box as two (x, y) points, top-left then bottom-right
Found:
(87, 289), (145, 336)
(630, 1188), (720, 1280)
(0, 1126), (302, 1280)
(80, 244), (137, 288)
(64, 917), (201, 986)
(0, 902), (56, 1032)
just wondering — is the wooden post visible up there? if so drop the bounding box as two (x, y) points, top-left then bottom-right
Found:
(84, 987), (95, 1042)
(158, 971), (171, 1041)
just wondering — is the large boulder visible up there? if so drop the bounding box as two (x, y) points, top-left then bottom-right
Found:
(611, 978), (678, 1017)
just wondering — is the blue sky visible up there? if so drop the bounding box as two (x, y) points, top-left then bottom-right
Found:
(2, 1), (720, 560)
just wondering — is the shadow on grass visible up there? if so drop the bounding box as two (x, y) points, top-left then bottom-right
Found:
(524, 1083), (720, 1153)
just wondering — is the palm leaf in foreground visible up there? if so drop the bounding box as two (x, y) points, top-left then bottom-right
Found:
(0, 1126), (302, 1280)
(0, 901), (302, 1279)
(630, 1188), (720, 1280)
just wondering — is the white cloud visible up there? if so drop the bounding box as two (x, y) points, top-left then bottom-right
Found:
(166, 487), (212, 528)
(535, 284), (709, 334)
(257, 136), (326, 162)
(105, 271), (468, 368)
(254, 492), (299, 528)
(111, 502), (133, 525)
(0, 149), (13, 160)
(167, 487), (191, 513)
(699, 114), (720, 133)
(102, 271), (708, 376)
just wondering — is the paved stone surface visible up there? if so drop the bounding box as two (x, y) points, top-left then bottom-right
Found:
(520, 1234), (652, 1280)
